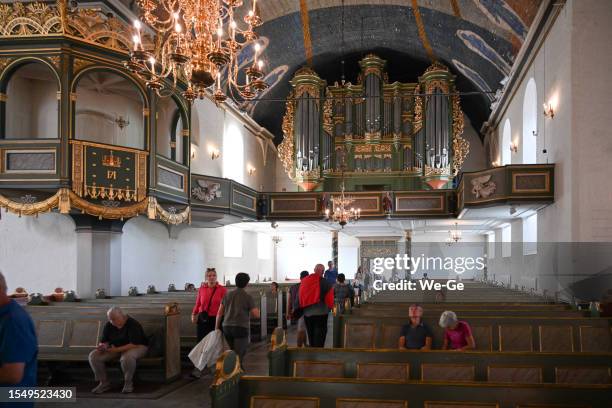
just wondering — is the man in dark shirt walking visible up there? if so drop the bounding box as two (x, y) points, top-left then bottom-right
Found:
(216, 273), (260, 369)
(0, 271), (37, 408)
(88, 306), (148, 393)
(398, 304), (433, 350)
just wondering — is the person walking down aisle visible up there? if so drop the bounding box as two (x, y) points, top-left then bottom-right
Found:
(190, 267), (226, 378)
(334, 273), (354, 314)
(299, 264), (334, 347)
(216, 273), (260, 369)
(324, 261), (338, 286)
(0, 271), (38, 408)
(287, 271), (309, 347)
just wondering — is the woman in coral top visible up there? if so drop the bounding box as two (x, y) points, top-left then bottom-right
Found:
(190, 267), (226, 377)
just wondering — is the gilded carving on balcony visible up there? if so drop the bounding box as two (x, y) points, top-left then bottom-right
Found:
(278, 91), (296, 179)
(323, 90), (333, 136)
(452, 94), (469, 176)
(0, 1), (152, 54)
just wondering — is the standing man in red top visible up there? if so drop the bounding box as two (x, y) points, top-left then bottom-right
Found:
(190, 267), (226, 378)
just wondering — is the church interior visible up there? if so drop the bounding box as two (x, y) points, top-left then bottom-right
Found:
(0, 0), (611, 407)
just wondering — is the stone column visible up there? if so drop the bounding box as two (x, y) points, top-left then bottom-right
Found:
(272, 240), (278, 281)
(73, 215), (124, 298)
(405, 229), (412, 279)
(331, 230), (339, 270)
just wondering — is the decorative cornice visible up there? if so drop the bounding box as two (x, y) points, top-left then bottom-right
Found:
(0, 1), (153, 54)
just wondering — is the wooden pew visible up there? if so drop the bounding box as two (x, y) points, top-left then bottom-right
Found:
(267, 342), (612, 384)
(210, 351), (611, 408)
(52, 286), (286, 347)
(334, 315), (612, 352)
(27, 303), (181, 382)
(350, 308), (587, 318)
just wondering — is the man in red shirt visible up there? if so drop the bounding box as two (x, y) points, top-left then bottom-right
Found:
(190, 267), (226, 377)
(299, 264), (334, 347)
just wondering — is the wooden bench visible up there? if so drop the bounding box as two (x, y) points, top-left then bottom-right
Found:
(27, 303), (181, 382)
(267, 339), (612, 384)
(50, 287), (286, 346)
(334, 315), (612, 352)
(350, 309), (586, 318)
(211, 351), (612, 408)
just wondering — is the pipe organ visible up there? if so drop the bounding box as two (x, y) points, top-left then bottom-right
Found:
(278, 55), (469, 191)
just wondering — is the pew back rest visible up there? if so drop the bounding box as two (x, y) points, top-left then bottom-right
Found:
(340, 317), (612, 351)
(28, 305), (181, 380)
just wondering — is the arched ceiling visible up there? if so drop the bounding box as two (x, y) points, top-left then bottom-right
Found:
(117, 0), (542, 143)
(244, 0), (542, 143)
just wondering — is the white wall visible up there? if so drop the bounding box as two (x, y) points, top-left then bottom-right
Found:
(121, 217), (274, 294)
(411, 232), (486, 280)
(485, 0), (612, 301)
(0, 212), (77, 294)
(275, 231), (359, 281)
(189, 99), (277, 191)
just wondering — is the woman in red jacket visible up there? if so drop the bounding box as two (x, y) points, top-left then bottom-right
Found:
(190, 267), (226, 377)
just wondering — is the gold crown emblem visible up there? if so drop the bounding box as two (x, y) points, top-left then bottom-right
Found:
(102, 152), (121, 168)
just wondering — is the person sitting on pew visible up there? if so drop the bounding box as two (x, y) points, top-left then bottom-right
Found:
(215, 273), (260, 369)
(88, 306), (148, 394)
(439, 310), (475, 351)
(334, 274), (354, 314)
(191, 267), (227, 378)
(398, 304), (432, 350)
(0, 271), (38, 398)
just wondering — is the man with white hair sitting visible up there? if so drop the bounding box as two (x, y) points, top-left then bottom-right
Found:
(88, 306), (148, 394)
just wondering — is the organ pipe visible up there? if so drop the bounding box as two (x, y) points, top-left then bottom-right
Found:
(277, 56), (469, 191)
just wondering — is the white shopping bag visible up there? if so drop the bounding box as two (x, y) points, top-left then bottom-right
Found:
(188, 329), (229, 371)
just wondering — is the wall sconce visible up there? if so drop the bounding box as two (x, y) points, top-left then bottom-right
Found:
(208, 145), (220, 160)
(190, 144), (197, 160)
(510, 141), (518, 153)
(543, 102), (555, 118)
(247, 165), (256, 176)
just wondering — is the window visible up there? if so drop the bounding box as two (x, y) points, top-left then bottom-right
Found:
(223, 226), (242, 258)
(74, 70), (145, 150)
(502, 224), (511, 258)
(523, 213), (538, 255)
(257, 233), (271, 260)
(522, 78), (537, 164)
(487, 232), (495, 259)
(156, 97), (185, 164)
(3, 62), (59, 139)
(501, 119), (511, 165)
(223, 123), (244, 183)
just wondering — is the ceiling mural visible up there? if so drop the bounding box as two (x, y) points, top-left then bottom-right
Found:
(118, 0), (542, 143)
(243, 0), (541, 143)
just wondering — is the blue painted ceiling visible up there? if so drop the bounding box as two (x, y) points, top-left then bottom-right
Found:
(244, 0), (542, 144)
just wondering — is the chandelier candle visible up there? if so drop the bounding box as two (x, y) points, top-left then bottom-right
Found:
(126, 0), (269, 102)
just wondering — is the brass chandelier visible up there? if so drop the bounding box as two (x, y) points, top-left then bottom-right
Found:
(325, 175), (361, 228)
(126, 0), (268, 103)
(446, 222), (462, 246)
